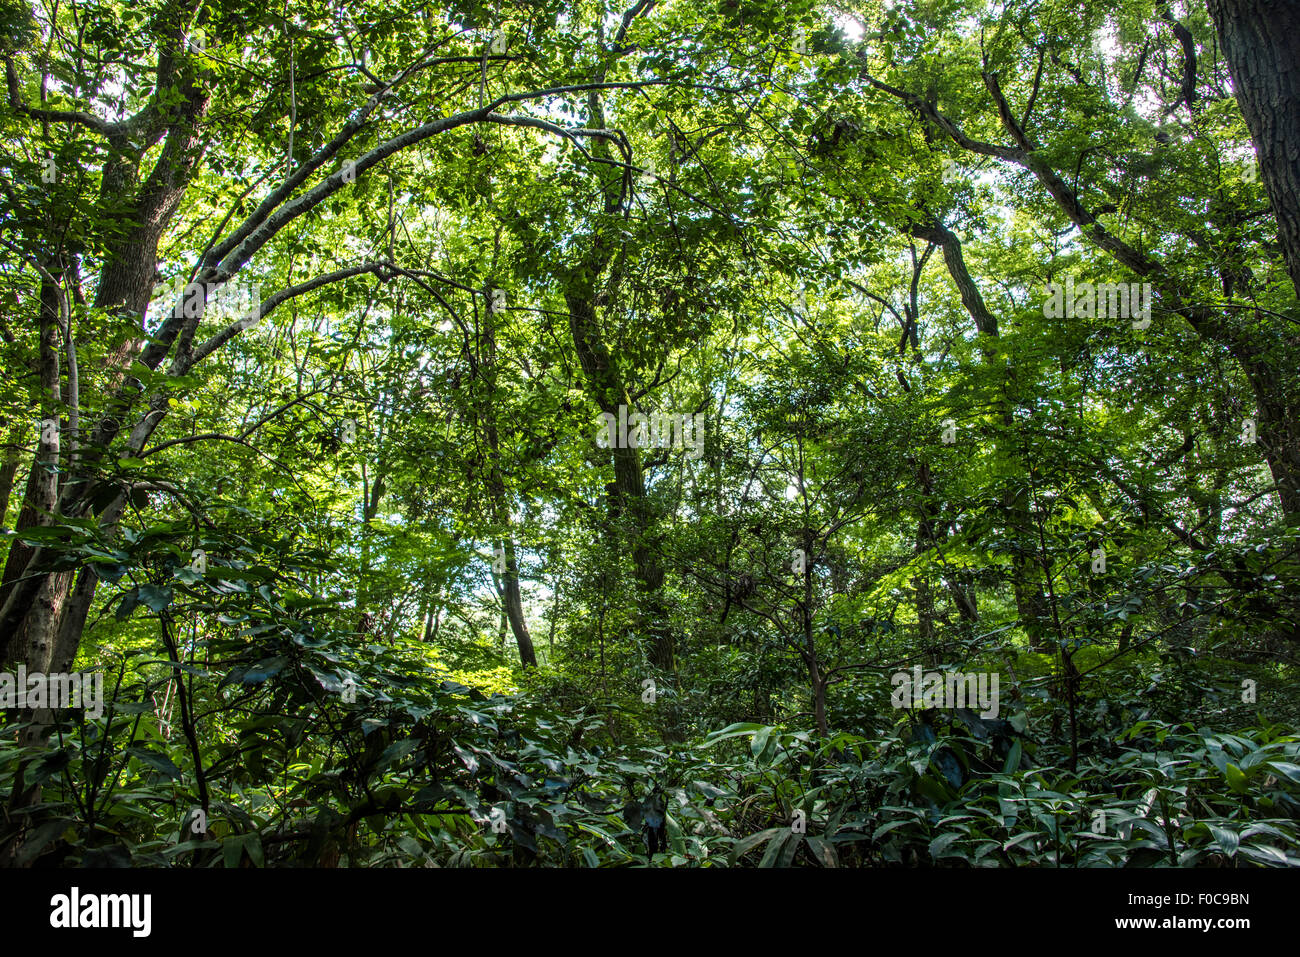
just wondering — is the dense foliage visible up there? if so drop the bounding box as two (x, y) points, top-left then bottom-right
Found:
(1, 0), (1299, 867)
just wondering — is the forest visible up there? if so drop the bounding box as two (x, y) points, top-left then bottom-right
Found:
(0, 0), (1298, 872)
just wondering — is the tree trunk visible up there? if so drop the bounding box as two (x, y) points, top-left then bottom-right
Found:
(559, 82), (675, 674)
(1232, 345), (1300, 518)
(1208, 0), (1300, 299)
(567, 290), (674, 671)
(0, 421), (25, 528)
(0, 271), (74, 866)
(913, 505), (935, 656)
(1194, 6), (1300, 521)
(971, 70), (1300, 518)
(0, 272), (66, 668)
(0, 53), (211, 663)
(478, 285), (537, 668)
(800, 523), (829, 737)
(495, 538), (537, 667)
(948, 567), (980, 624)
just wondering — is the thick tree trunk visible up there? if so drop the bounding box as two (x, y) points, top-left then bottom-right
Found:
(0, 64), (210, 662)
(800, 524), (829, 737)
(0, 273), (65, 667)
(567, 290), (675, 671)
(558, 80), (675, 673)
(949, 567), (979, 623)
(1233, 345), (1300, 517)
(1204, 0), (1300, 513)
(0, 271), (73, 867)
(1208, 0), (1300, 300)
(966, 69), (1300, 518)
(914, 510), (936, 655)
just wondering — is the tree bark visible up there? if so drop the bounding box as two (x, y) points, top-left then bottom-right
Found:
(567, 289), (674, 671)
(0, 39), (211, 664)
(0, 272), (68, 668)
(479, 289), (537, 668)
(1208, 0), (1300, 299)
(0, 421), (25, 528)
(493, 538), (537, 667)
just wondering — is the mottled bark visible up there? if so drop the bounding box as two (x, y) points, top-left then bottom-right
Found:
(0, 273), (67, 667)
(0, 36), (211, 665)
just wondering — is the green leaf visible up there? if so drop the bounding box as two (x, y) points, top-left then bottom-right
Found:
(916, 774), (955, 806)
(702, 722), (768, 747)
(729, 827), (781, 864)
(758, 829), (795, 868)
(776, 831), (803, 867)
(241, 656), (289, 683)
(244, 831), (264, 867)
(115, 590), (140, 620)
(110, 700), (154, 714)
(224, 835), (245, 869)
(396, 835), (423, 858)
(805, 834), (838, 867)
(1002, 739), (1022, 774)
(126, 746), (181, 780)
(1264, 761), (1300, 784)
(929, 831), (963, 859)
(666, 814), (686, 857)
(379, 738), (419, 768)
(1205, 824), (1239, 858)
(136, 584), (173, 612)
(573, 822), (628, 857)
(451, 743), (479, 772)
(1003, 831), (1041, 852)
(750, 725), (772, 759)
(873, 818), (916, 840)
(13, 819), (71, 865)
(1237, 844), (1290, 866)
(162, 840), (221, 858)
(90, 562), (130, 583)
